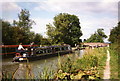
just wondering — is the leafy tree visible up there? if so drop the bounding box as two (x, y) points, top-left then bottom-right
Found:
(33, 33), (43, 45)
(2, 20), (27, 44)
(14, 9), (35, 31)
(46, 23), (56, 43)
(2, 20), (13, 45)
(109, 22), (120, 43)
(41, 38), (51, 45)
(109, 22), (120, 79)
(2, 9), (36, 45)
(13, 9), (35, 44)
(85, 28), (107, 43)
(11, 26), (24, 44)
(46, 13), (82, 46)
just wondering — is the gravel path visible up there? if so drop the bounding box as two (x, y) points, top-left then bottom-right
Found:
(103, 50), (110, 80)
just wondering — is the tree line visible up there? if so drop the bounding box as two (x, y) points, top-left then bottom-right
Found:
(109, 21), (120, 51)
(2, 9), (50, 45)
(2, 9), (108, 46)
(84, 28), (107, 43)
(109, 22), (120, 44)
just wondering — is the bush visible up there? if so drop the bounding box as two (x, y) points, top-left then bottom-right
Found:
(55, 47), (107, 80)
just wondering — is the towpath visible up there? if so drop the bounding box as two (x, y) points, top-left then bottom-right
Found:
(103, 50), (111, 80)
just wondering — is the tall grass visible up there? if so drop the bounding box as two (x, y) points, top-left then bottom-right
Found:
(109, 44), (119, 79)
(77, 47), (107, 78)
(55, 47), (107, 80)
(38, 66), (55, 79)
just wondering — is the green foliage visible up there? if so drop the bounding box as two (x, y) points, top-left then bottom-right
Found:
(2, 20), (13, 45)
(60, 57), (75, 73)
(2, 9), (44, 45)
(85, 28), (107, 43)
(76, 55), (98, 69)
(13, 9), (35, 44)
(109, 21), (120, 79)
(13, 9), (35, 31)
(46, 13), (82, 46)
(2, 71), (13, 80)
(109, 44), (120, 79)
(40, 38), (51, 45)
(55, 48), (107, 80)
(33, 33), (43, 45)
(39, 66), (54, 79)
(76, 48), (107, 71)
(2, 20), (32, 44)
(109, 22), (120, 44)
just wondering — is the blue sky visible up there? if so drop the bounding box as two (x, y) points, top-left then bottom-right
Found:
(1, 0), (119, 42)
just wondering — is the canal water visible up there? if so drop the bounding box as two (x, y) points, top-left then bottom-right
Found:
(2, 50), (84, 79)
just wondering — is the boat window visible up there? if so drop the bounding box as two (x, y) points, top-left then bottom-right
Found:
(43, 49), (46, 53)
(65, 47), (68, 50)
(36, 49), (44, 54)
(55, 47), (60, 51)
(61, 47), (65, 50)
(47, 49), (52, 53)
(59, 47), (62, 51)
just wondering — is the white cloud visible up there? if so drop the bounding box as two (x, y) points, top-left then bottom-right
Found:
(33, 1), (118, 40)
(31, 18), (53, 37)
(2, 2), (21, 12)
(0, 0), (41, 2)
(34, 1), (118, 17)
(80, 16), (117, 39)
(0, 0), (120, 2)
(1, 2), (21, 20)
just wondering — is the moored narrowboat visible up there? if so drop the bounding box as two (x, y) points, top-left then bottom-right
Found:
(12, 45), (72, 62)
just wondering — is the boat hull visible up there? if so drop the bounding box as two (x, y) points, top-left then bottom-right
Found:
(13, 50), (72, 62)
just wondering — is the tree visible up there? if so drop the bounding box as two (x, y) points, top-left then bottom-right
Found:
(85, 28), (107, 43)
(14, 9), (35, 31)
(41, 38), (51, 45)
(13, 9), (35, 44)
(2, 9), (36, 45)
(33, 33), (43, 45)
(2, 19), (27, 45)
(109, 22), (120, 43)
(2, 20), (13, 45)
(46, 13), (82, 46)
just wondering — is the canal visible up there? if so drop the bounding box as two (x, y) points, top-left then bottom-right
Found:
(2, 50), (84, 79)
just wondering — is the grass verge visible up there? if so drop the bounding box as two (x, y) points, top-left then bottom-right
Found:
(109, 44), (119, 79)
(55, 47), (107, 80)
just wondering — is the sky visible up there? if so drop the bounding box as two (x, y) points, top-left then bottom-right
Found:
(0, 0), (119, 42)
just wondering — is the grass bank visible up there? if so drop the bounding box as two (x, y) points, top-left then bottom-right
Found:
(55, 47), (107, 80)
(109, 44), (119, 79)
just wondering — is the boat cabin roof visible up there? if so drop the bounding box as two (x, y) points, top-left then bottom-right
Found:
(36, 45), (70, 49)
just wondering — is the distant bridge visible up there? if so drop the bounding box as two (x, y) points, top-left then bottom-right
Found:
(81, 43), (109, 47)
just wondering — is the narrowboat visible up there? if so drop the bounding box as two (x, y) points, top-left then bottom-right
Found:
(12, 45), (72, 62)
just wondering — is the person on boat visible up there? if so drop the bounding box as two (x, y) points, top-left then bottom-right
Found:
(12, 53), (22, 62)
(18, 43), (25, 50)
(30, 42), (34, 47)
(28, 42), (35, 56)
(17, 43), (26, 54)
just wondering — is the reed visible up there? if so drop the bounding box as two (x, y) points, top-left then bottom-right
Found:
(54, 47), (107, 80)
(109, 44), (119, 79)
(2, 71), (13, 81)
(37, 60), (55, 79)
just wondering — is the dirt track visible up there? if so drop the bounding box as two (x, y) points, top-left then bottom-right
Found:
(103, 50), (110, 79)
